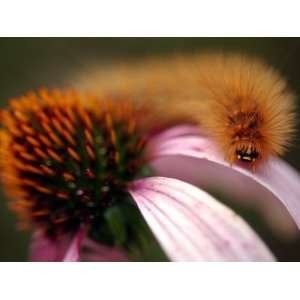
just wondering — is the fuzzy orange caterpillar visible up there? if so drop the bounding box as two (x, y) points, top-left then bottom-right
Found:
(76, 53), (296, 168)
(188, 54), (296, 167)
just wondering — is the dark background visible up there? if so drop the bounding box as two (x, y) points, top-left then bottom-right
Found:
(0, 38), (300, 261)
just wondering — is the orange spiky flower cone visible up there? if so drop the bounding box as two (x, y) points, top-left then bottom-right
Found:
(0, 89), (152, 236)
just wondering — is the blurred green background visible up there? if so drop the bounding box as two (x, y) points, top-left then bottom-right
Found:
(0, 38), (300, 261)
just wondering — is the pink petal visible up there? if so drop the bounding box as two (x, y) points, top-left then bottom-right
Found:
(128, 177), (274, 261)
(30, 229), (128, 262)
(80, 239), (128, 262)
(30, 231), (72, 262)
(149, 125), (205, 144)
(152, 156), (299, 239)
(148, 126), (300, 230)
(63, 227), (86, 262)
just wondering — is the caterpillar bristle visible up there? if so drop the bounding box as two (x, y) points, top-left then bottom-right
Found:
(76, 52), (297, 168)
(192, 54), (296, 167)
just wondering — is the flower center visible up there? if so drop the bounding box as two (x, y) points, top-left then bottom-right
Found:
(0, 89), (151, 236)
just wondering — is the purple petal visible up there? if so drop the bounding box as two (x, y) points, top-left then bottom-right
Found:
(152, 156), (299, 239)
(148, 126), (300, 230)
(31, 228), (85, 262)
(80, 239), (128, 262)
(63, 227), (86, 262)
(30, 229), (128, 262)
(128, 177), (274, 261)
(30, 231), (72, 262)
(149, 125), (205, 144)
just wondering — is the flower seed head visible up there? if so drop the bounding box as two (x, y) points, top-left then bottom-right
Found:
(0, 89), (151, 236)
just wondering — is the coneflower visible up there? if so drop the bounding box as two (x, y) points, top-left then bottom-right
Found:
(0, 89), (274, 261)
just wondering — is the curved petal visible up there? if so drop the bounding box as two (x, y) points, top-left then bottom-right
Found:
(80, 239), (128, 262)
(149, 125), (205, 144)
(128, 176), (274, 261)
(63, 227), (86, 262)
(148, 126), (300, 230)
(30, 231), (72, 262)
(31, 229), (128, 262)
(63, 228), (128, 262)
(152, 156), (299, 239)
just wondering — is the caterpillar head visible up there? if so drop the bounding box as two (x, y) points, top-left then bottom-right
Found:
(235, 144), (260, 164)
(226, 110), (264, 168)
